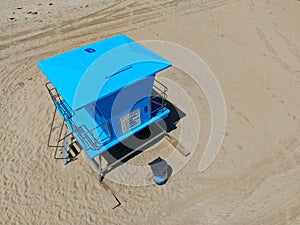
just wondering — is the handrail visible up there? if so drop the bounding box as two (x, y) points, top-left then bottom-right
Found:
(45, 82), (74, 120)
(150, 79), (168, 114)
(45, 81), (112, 152)
(75, 123), (111, 150)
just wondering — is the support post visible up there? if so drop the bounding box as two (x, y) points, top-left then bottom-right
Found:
(98, 154), (104, 183)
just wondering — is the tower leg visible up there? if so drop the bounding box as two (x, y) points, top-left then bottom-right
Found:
(98, 154), (104, 183)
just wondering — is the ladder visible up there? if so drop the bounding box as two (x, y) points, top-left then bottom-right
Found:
(46, 82), (81, 165)
(47, 108), (81, 165)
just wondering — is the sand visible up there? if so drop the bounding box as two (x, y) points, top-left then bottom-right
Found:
(0, 0), (300, 224)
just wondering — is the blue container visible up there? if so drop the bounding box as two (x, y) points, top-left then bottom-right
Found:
(149, 157), (168, 185)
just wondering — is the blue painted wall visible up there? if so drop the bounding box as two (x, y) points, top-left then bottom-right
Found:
(88, 75), (155, 141)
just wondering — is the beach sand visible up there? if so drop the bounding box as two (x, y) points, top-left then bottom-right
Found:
(0, 0), (300, 224)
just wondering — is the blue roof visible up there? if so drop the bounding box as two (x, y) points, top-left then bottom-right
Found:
(38, 34), (171, 110)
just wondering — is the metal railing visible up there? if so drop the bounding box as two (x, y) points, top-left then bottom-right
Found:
(45, 82), (74, 120)
(75, 123), (111, 150)
(46, 82), (111, 157)
(150, 79), (168, 115)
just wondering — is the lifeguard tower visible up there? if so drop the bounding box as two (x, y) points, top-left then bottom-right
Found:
(38, 34), (173, 181)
